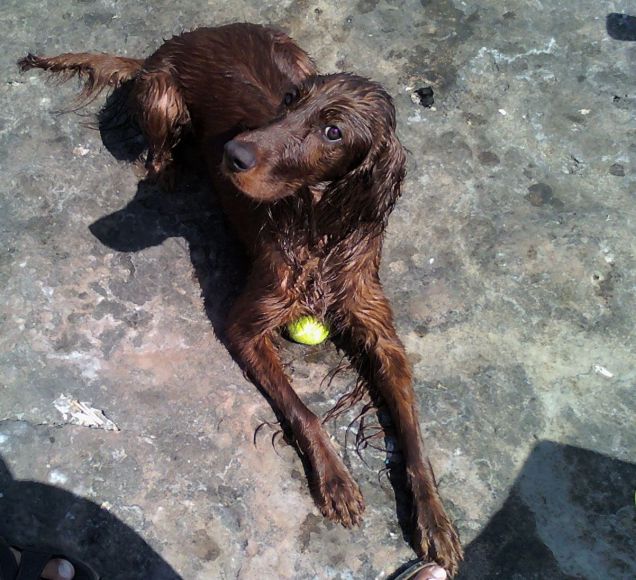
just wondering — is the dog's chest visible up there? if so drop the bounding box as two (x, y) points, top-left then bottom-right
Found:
(281, 249), (357, 317)
(285, 256), (328, 313)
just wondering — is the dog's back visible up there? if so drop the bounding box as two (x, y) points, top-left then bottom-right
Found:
(19, 23), (316, 187)
(143, 24), (316, 140)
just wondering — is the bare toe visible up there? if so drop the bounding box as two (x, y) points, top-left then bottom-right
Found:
(42, 558), (75, 580)
(395, 561), (448, 580)
(413, 563), (447, 580)
(9, 548), (75, 580)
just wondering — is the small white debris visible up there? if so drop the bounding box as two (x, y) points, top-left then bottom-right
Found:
(48, 469), (68, 485)
(41, 285), (54, 298)
(73, 145), (90, 157)
(498, 109), (508, 116)
(579, 109), (591, 115)
(429, 258), (435, 264)
(592, 364), (614, 379)
(112, 448), (127, 461)
(408, 110), (423, 123)
(54, 394), (120, 431)
(600, 244), (615, 264)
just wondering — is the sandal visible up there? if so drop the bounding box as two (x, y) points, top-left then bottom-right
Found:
(393, 559), (448, 580)
(0, 537), (98, 580)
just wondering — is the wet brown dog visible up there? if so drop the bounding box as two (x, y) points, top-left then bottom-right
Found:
(19, 23), (462, 575)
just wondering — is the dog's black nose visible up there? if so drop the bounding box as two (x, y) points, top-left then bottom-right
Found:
(224, 140), (257, 172)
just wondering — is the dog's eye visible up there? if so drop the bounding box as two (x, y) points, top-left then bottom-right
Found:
(283, 88), (299, 106)
(324, 125), (342, 142)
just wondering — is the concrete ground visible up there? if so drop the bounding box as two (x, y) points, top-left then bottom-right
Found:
(1, 1), (635, 578)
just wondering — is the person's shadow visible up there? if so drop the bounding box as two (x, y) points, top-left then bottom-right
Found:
(4, 441), (633, 579)
(0, 455), (181, 579)
(457, 441), (635, 579)
(388, 440), (636, 579)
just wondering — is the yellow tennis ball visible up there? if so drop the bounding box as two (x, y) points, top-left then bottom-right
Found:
(287, 315), (329, 345)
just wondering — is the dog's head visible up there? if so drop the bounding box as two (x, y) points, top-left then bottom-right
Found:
(223, 73), (405, 226)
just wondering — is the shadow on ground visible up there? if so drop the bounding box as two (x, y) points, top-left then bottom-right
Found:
(92, 86), (248, 338)
(389, 441), (635, 579)
(3, 440), (633, 579)
(606, 13), (636, 41)
(455, 440), (636, 580)
(0, 456), (181, 580)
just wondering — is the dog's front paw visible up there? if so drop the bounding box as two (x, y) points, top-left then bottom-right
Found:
(314, 461), (365, 528)
(412, 503), (463, 577)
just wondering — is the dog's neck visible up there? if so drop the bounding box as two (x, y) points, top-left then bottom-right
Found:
(265, 184), (385, 274)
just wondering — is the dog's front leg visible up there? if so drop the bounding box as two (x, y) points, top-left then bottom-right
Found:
(225, 290), (365, 527)
(342, 283), (462, 575)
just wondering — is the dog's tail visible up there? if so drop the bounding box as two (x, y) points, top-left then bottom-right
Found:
(18, 52), (144, 102)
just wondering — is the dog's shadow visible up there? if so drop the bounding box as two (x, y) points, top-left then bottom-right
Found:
(92, 88), (248, 336)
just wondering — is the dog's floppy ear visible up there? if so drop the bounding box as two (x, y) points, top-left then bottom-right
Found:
(317, 127), (406, 237)
(355, 129), (406, 227)
(271, 30), (318, 84)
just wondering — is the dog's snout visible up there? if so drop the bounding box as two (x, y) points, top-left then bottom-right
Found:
(224, 140), (257, 172)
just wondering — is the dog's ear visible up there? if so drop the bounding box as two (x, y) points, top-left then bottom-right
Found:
(316, 129), (406, 237)
(317, 129), (406, 237)
(355, 129), (406, 226)
(132, 67), (191, 180)
(271, 31), (318, 84)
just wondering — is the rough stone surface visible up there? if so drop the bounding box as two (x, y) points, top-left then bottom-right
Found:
(1, 1), (635, 578)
